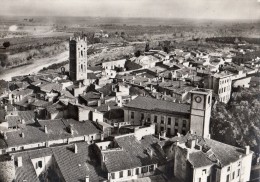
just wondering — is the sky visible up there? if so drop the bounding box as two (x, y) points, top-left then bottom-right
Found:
(1, 0), (260, 20)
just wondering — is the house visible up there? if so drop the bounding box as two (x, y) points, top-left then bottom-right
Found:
(102, 59), (127, 70)
(0, 118), (101, 155)
(95, 125), (167, 182)
(124, 88), (212, 138)
(164, 133), (253, 182)
(204, 71), (233, 103)
(0, 142), (103, 182)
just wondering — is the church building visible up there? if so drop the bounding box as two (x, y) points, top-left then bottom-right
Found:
(69, 36), (88, 81)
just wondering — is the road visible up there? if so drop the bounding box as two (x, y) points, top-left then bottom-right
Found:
(0, 51), (69, 81)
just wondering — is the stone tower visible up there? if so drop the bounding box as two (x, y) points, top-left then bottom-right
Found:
(69, 36), (88, 81)
(189, 88), (212, 138)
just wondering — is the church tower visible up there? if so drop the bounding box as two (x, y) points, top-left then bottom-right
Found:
(189, 88), (212, 138)
(69, 36), (88, 81)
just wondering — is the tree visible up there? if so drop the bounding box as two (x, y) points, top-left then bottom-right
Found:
(134, 50), (141, 57)
(145, 42), (150, 52)
(3, 41), (10, 48)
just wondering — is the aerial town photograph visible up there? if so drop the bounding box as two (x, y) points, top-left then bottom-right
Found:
(0, 0), (259, 181)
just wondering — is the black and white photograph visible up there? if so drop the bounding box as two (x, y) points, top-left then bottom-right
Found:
(0, 0), (259, 181)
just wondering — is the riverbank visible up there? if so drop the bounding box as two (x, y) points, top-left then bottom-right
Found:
(0, 51), (69, 81)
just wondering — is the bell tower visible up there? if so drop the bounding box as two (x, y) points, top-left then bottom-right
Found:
(69, 36), (88, 81)
(189, 89), (212, 138)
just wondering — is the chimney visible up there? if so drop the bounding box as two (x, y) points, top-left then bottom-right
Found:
(17, 156), (22, 167)
(245, 146), (250, 155)
(176, 140), (180, 146)
(101, 93), (104, 99)
(107, 105), (110, 111)
(162, 77), (165, 82)
(85, 175), (90, 182)
(97, 100), (102, 107)
(44, 125), (48, 133)
(74, 143), (78, 154)
(188, 139), (196, 149)
(3, 132), (7, 140)
(21, 132), (25, 138)
(69, 124), (74, 135)
(101, 133), (104, 141)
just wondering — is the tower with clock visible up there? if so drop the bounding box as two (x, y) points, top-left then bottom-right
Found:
(189, 88), (212, 138)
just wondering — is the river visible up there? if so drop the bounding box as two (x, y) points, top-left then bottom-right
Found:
(0, 51), (69, 81)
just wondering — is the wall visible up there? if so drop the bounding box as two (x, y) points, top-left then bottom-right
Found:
(0, 157), (15, 182)
(31, 155), (53, 176)
(193, 165), (213, 182)
(233, 77), (251, 88)
(134, 124), (155, 140)
(93, 111), (104, 122)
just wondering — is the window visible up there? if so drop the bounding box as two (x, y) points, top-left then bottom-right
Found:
(168, 117), (171, 125)
(237, 169), (240, 177)
(167, 128), (171, 135)
(175, 129), (178, 135)
(232, 172), (235, 179)
(20, 146), (24, 150)
(183, 120), (186, 127)
(119, 171), (123, 178)
(141, 166), (148, 173)
(207, 176), (211, 182)
(128, 170), (131, 176)
(131, 112), (134, 119)
(182, 130), (186, 135)
(141, 113), (144, 120)
(149, 165), (154, 172)
(208, 96), (211, 104)
(161, 116), (164, 124)
(202, 169), (207, 174)
(161, 127), (164, 132)
(238, 161), (241, 166)
(198, 178), (201, 182)
(227, 166), (230, 172)
(175, 122), (178, 127)
(136, 168), (139, 175)
(12, 148), (16, 151)
(111, 173), (115, 179)
(154, 115), (157, 123)
(226, 174), (230, 182)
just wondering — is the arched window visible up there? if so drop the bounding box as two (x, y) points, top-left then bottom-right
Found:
(81, 50), (83, 57)
(81, 64), (83, 71)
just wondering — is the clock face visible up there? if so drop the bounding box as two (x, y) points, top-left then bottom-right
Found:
(195, 96), (202, 103)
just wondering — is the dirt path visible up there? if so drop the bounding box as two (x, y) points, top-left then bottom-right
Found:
(0, 51), (69, 81)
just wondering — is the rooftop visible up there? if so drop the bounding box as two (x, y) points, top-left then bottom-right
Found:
(124, 96), (190, 114)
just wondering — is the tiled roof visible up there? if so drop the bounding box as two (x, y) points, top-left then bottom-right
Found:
(39, 83), (63, 93)
(169, 133), (250, 168)
(11, 88), (34, 96)
(104, 135), (167, 172)
(0, 119), (100, 149)
(6, 110), (35, 127)
(31, 99), (51, 107)
(11, 142), (103, 182)
(188, 151), (214, 168)
(124, 96), (190, 114)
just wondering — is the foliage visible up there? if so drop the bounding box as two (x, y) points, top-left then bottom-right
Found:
(210, 87), (260, 162)
(3, 41), (10, 48)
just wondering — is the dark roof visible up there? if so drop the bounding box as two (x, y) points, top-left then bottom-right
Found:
(103, 135), (167, 172)
(6, 110), (35, 127)
(188, 151), (214, 168)
(11, 142), (103, 182)
(124, 96), (190, 114)
(0, 119), (100, 148)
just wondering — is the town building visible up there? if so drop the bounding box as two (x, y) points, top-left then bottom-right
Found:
(69, 36), (88, 81)
(124, 88), (212, 138)
(204, 71), (232, 103)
